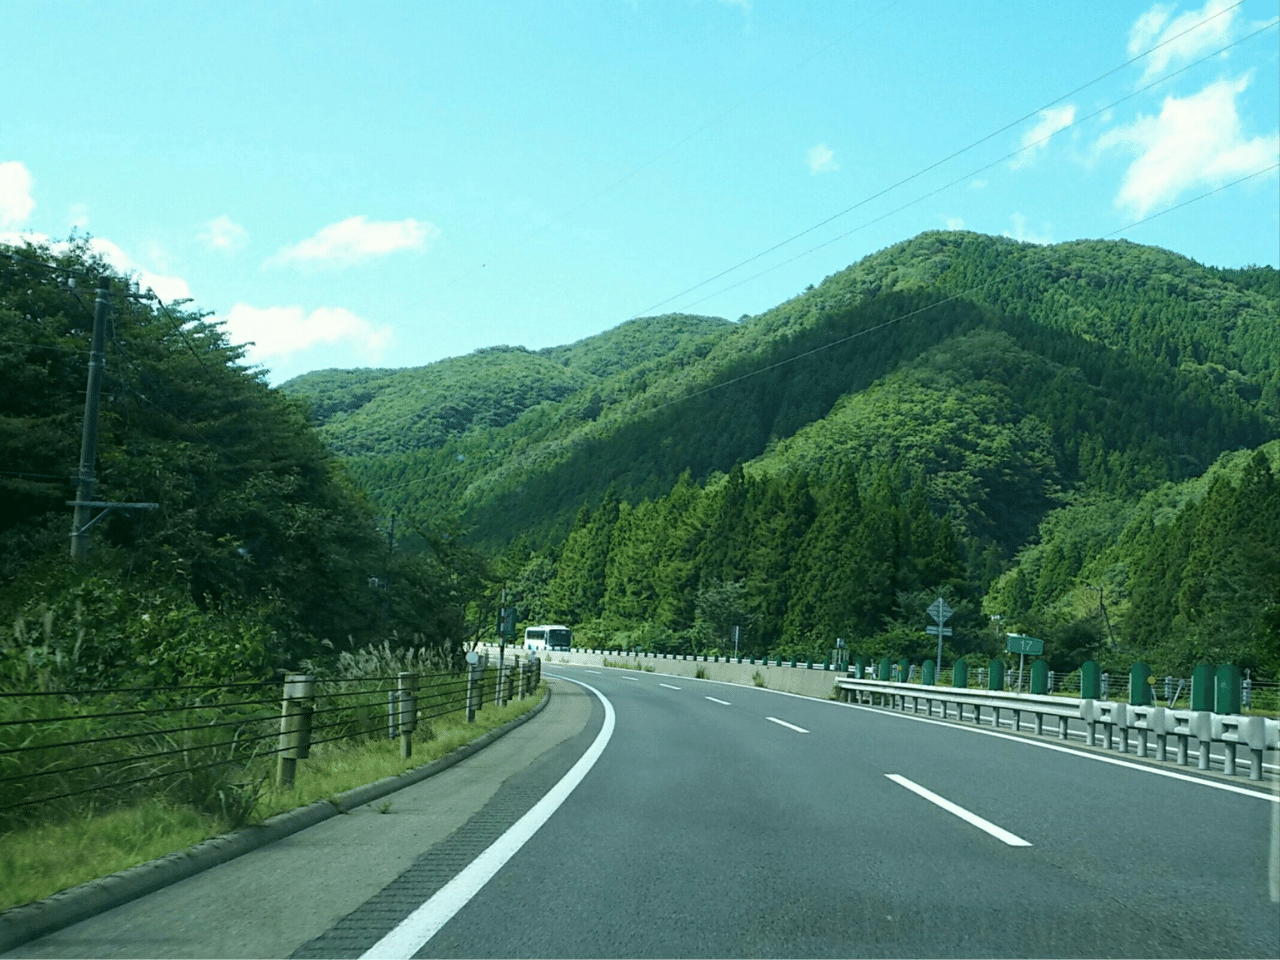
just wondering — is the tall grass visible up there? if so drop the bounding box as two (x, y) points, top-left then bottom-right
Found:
(0, 684), (280, 834)
(0, 683), (545, 912)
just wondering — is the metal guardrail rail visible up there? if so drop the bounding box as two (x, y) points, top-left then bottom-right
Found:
(835, 677), (1280, 782)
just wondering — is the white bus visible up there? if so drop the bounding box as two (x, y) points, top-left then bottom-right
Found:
(523, 624), (573, 652)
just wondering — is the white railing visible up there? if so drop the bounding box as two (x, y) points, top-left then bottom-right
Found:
(835, 678), (1280, 782)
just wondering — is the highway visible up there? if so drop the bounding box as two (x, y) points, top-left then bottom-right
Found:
(9, 667), (1278, 959)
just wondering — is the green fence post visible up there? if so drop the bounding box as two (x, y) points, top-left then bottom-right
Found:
(922, 659), (936, 686)
(1129, 661), (1153, 706)
(1190, 663), (1214, 711)
(953, 658), (969, 688)
(987, 659), (1005, 690)
(878, 657), (891, 681)
(1080, 660), (1101, 699)
(897, 658), (911, 683)
(1031, 660), (1049, 695)
(1214, 664), (1242, 714)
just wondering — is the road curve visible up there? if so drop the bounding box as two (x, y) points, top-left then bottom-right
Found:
(10, 668), (1278, 959)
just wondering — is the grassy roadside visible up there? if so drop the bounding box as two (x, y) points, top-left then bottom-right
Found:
(0, 685), (547, 913)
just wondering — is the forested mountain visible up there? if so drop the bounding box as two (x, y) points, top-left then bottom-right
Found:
(288, 230), (1277, 676)
(330, 233), (1274, 548)
(6, 230), (1276, 688)
(281, 313), (732, 457)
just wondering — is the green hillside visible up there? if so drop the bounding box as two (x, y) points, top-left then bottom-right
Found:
(336, 232), (1274, 553)
(300, 230), (1276, 674)
(280, 313), (734, 458)
(8, 229), (1274, 688)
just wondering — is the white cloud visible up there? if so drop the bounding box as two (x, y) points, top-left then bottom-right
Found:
(1010, 105), (1076, 169)
(0, 161), (36, 228)
(1128, 0), (1241, 86)
(807, 143), (839, 175)
(202, 215), (249, 254)
(87, 237), (194, 303)
(1095, 74), (1279, 218)
(945, 217), (966, 231)
(69, 204), (89, 230)
(0, 220), (194, 303)
(1003, 213), (1053, 245)
(269, 215), (438, 268)
(220, 303), (394, 366)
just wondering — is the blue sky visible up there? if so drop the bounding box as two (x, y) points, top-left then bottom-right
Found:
(3, 0), (1277, 385)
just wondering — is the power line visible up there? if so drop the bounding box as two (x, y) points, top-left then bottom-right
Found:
(449, 0), (905, 289)
(677, 18), (1280, 313)
(653, 164), (1279, 414)
(360, 163), (1278, 500)
(627, 0), (1253, 319)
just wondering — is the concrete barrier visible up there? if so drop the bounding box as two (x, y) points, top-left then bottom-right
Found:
(478, 646), (841, 700)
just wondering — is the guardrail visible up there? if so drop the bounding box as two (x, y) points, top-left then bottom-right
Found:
(835, 677), (1280, 782)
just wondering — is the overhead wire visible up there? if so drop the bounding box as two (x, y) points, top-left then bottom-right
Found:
(676, 17), (1280, 313)
(361, 162), (1278, 500)
(360, 7), (1276, 500)
(627, 0), (1253, 318)
(449, 0), (905, 288)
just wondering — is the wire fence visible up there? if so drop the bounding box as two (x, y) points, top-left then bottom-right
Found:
(0, 666), (496, 833)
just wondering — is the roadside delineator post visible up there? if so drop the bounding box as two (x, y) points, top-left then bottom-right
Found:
(466, 651), (482, 723)
(277, 674), (316, 789)
(397, 672), (418, 760)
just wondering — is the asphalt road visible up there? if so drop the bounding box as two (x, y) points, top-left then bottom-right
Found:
(417, 667), (1279, 959)
(9, 668), (1279, 959)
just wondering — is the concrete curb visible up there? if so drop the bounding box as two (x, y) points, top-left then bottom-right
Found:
(0, 688), (552, 954)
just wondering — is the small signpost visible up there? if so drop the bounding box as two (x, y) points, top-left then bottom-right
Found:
(1005, 633), (1044, 693)
(927, 597), (953, 682)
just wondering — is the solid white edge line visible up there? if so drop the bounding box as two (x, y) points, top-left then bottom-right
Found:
(766, 716), (809, 734)
(843, 700), (1280, 803)
(361, 676), (615, 960)
(705, 696), (731, 705)
(886, 774), (1031, 847)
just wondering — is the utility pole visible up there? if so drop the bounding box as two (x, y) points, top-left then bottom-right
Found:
(68, 275), (157, 561)
(69, 278), (110, 562)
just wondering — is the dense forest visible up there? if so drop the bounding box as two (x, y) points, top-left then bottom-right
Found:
(3, 230), (1276, 690)
(0, 239), (485, 690)
(282, 231), (1279, 679)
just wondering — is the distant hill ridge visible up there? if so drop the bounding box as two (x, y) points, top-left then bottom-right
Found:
(281, 230), (1277, 556)
(281, 313), (733, 457)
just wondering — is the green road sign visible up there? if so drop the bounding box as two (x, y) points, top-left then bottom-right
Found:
(1005, 634), (1044, 656)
